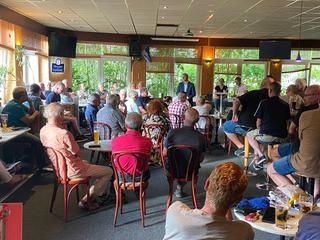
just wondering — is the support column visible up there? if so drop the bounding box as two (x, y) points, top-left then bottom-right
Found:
(200, 46), (214, 97)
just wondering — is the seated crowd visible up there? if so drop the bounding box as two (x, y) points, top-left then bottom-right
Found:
(0, 73), (319, 240)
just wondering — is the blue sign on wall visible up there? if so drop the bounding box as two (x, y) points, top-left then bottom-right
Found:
(52, 63), (64, 73)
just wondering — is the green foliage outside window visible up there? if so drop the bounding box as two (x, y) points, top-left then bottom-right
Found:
(76, 43), (128, 55)
(103, 60), (128, 90)
(215, 48), (259, 59)
(72, 59), (99, 92)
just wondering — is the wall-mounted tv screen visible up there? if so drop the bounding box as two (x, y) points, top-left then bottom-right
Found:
(49, 32), (77, 58)
(259, 40), (291, 60)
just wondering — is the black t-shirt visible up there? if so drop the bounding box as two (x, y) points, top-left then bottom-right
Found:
(164, 126), (206, 177)
(255, 96), (290, 138)
(215, 85), (228, 93)
(237, 88), (269, 128)
(293, 103), (319, 127)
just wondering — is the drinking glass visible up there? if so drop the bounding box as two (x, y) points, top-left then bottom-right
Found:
(299, 194), (313, 214)
(275, 204), (289, 229)
(0, 114), (8, 129)
(93, 126), (100, 144)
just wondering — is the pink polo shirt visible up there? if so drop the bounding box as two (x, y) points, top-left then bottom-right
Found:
(40, 123), (88, 178)
(111, 130), (152, 175)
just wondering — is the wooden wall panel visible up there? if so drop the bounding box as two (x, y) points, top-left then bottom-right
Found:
(131, 59), (146, 88)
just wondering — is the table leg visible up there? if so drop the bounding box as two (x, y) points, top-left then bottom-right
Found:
(219, 94), (223, 114)
(243, 136), (257, 177)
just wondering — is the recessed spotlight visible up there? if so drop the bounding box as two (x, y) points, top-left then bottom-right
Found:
(58, 10), (63, 14)
(250, 32), (253, 34)
(244, 19), (248, 22)
(199, 30), (203, 33)
(161, 16), (165, 19)
(163, 5), (168, 9)
(70, 19), (74, 22)
(208, 10), (213, 13)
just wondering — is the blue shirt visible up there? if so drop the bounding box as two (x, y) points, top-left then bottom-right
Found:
(45, 92), (61, 104)
(2, 100), (29, 127)
(296, 211), (320, 240)
(136, 96), (150, 110)
(23, 95), (43, 111)
(85, 104), (99, 132)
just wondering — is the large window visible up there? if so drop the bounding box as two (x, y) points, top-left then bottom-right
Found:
(22, 54), (39, 87)
(281, 64), (308, 92)
(76, 43), (128, 56)
(72, 59), (99, 92)
(215, 48), (259, 59)
(242, 63), (266, 91)
(174, 63), (198, 94)
(103, 57), (130, 90)
(214, 63), (238, 91)
(309, 64), (320, 85)
(146, 72), (170, 97)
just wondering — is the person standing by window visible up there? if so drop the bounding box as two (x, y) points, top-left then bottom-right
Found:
(176, 73), (196, 106)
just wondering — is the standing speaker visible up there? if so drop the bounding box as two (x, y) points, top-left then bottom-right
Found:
(128, 37), (141, 57)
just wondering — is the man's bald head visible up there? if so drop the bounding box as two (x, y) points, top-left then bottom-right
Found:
(184, 108), (199, 126)
(178, 92), (187, 102)
(12, 86), (27, 102)
(304, 85), (320, 106)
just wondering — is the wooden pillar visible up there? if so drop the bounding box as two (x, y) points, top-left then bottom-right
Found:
(131, 59), (146, 88)
(49, 57), (72, 83)
(199, 46), (214, 97)
(269, 60), (282, 83)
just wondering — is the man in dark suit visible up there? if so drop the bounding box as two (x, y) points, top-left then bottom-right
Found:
(176, 73), (196, 106)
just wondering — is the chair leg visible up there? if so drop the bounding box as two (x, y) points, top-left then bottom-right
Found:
(50, 182), (59, 213)
(191, 176), (198, 209)
(76, 185), (80, 203)
(113, 186), (120, 227)
(119, 189), (123, 214)
(139, 189), (145, 227)
(63, 184), (68, 222)
(166, 179), (173, 210)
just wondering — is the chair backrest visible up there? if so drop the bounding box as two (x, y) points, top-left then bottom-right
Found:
(45, 147), (68, 183)
(195, 115), (212, 132)
(111, 151), (149, 190)
(143, 123), (165, 147)
(164, 145), (200, 181)
(94, 122), (112, 140)
(169, 114), (183, 129)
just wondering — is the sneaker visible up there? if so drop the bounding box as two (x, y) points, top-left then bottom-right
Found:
(174, 189), (187, 198)
(253, 161), (263, 171)
(234, 147), (245, 157)
(78, 201), (100, 210)
(256, 155), (267, 165)
(75, 135), (87, 142)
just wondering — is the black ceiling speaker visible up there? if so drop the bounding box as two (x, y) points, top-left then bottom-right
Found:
(128, 36), (141, 57)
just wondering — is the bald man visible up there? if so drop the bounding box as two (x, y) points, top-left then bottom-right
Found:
(163, 108), (206, 197)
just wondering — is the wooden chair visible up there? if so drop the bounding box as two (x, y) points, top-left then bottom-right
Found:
(90, 122), (112, 163)
(195, 115), (213, 148)
(46, 147), (91, 222)
(169, 114), (183, 129)
(111, 151), (149, 227)
(143, 124), (166, 163)
(161, 145), (200, 209)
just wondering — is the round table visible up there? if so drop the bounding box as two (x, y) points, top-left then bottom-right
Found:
(83, 140), (112, 163)
(233, 209), (298, 239)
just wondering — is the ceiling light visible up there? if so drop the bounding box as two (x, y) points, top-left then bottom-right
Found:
(161, 16), (165, 19)
(208, 10), (213, 13)
(199, 30), (203, 33)
(296, 51), (302, 62)
(163, 5), (168, 9)
(244, 19), (248, 22)
(58, 10), (63, 14)
(151, 37), (199, 42)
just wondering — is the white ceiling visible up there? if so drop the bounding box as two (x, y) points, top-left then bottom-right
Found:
(1, 0), (320, 39)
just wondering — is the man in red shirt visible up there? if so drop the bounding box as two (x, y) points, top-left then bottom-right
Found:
(112, 112), (152, 181)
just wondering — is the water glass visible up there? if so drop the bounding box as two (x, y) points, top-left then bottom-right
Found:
(299, 194), (313, 214)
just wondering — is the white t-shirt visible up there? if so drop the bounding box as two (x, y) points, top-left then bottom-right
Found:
(234, 84), (248, 97)
(163, 201), (254, 240)
(125, 98), (139, 113)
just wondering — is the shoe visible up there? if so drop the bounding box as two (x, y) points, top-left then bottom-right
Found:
(75, 135), (87, 142)
(174, 189), (187, 198)
(78, 201), (100, 210)
(253, 162), (263, 171)
(234, 147), (245, 157)
(256, 155), (267, 165)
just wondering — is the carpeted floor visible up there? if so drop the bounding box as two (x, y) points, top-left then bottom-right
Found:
(7, 144), (283, 240)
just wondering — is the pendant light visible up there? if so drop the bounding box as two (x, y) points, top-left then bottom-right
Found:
(296, 0), (303, 62)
